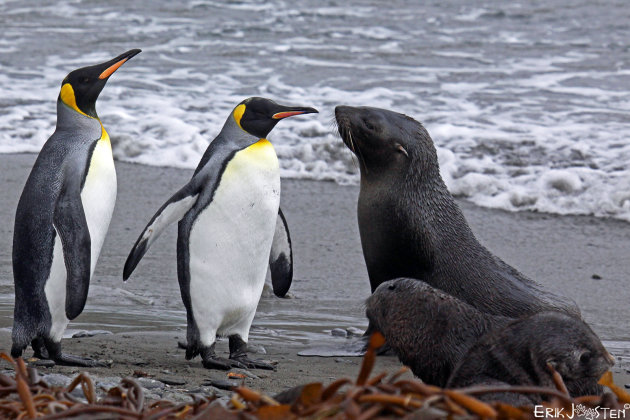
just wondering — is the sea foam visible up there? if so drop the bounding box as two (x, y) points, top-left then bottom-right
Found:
(0, 0), (629, 222)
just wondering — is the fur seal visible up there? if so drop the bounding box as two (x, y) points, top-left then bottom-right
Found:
(335, 105), (578, 318)
(366, 278), (511, 386)
(447, 311), (614, 404)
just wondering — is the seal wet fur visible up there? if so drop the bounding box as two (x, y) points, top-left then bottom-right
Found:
(335, 105), (579, 319)
(366, 278), (511, 386)
(447, 311), (614, 404)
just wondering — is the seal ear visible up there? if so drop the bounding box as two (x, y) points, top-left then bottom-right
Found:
(396, 143), (409, 158)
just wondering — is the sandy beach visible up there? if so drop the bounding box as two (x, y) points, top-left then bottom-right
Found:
(1, 153), (629, 395)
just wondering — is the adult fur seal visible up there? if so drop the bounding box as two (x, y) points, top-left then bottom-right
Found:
(447, 311), (614, 404)
(366, 278), (511, 386)
(335, 105), (578, 318)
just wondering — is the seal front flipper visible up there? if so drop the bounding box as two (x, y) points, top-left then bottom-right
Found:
(269, 207), (293, 297)
(123, 183), (200, 280)
(54, 166), (91, 320)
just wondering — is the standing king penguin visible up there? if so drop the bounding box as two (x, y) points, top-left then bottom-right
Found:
(123, 97), (317, 370)
(11, 49), (141, 366)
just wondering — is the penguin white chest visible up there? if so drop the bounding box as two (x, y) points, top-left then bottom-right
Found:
(81, 138), (117, 273)
(45, 138), (116, 341)
(188, 139), (280, 342)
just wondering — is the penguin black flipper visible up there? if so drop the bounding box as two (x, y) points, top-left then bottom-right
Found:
(54, 165), (91, 320)
(177, 209), (200, 359)
(269, 208), (293, 298)
(123, 182), (201, 280)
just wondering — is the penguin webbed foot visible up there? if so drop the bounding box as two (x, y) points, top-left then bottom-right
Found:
(198, 337), (276, 371)
(229, 355), (276, 371)
(45, 340), (110, 367)
(31, 338), (49, 360)
(202, 356), (247, 370)
(228, 334), (276, 371)
(53, 353), (110, 368)
(199, 343), (237, 370)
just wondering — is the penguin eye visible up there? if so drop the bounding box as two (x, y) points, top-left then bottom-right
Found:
(81, 77), (90, 84)
(579, 352), (591, 364)
(388, 284), (396, 291)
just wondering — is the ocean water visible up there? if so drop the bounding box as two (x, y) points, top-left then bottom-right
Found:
(1, 0), (629, 221)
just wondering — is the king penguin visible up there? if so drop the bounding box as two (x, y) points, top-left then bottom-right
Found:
(11, 49), (141, 366)
(123, 97), (317, 370)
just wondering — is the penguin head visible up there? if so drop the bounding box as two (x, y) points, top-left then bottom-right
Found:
(231, 97), (318, 138)
(58, 49), (141, 118)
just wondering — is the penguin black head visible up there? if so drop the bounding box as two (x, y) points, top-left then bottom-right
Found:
(59, 49), (142, 119)
(232, 97), (318, 138)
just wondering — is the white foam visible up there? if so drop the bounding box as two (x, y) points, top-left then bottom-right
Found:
(1, 0), (629, 222)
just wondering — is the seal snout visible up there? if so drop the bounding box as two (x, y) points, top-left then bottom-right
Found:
(365, 287), (389, 327)
(591, 349), (615, 377)
(366, 279), (405, 326)
(334, 105), (353, 130)
(334, 105), (355, 120)
(334, 106), (358, 153)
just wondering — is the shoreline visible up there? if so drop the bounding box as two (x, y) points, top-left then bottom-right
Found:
(1, 153), (629, 393)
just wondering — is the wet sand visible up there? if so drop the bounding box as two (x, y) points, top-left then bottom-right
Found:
(1, 153), (629, 393)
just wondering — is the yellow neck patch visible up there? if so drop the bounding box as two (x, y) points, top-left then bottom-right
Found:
(248, 138), (271, 151)
(59, 83), (91, 117)
(233, 104), (246, 129)
(100, 122), (110, 143)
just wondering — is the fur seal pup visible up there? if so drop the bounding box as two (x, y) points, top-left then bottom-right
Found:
(335, 105), (578, 318)
(447, 311), (614, 404)
(366, 278), (511, 386)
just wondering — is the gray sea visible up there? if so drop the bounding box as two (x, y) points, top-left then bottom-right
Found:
(1, 0), (629, 219)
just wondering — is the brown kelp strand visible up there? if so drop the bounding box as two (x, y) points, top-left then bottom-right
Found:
(1, 334), (629, 419)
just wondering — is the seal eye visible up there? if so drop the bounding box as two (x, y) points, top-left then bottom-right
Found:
(388, 284), (396, 291)
(363, 118), (375, 131)
(579, 352), (591, 364)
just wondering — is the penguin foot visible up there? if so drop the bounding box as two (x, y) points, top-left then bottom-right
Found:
(229, 355), (276, 371)
(43, 339), (110, 367)
(227, 334), (276, 370)
(31, 359), (56, 368)
(53, 354), (110, 368)
(199, 343), (245, 370)
(31, 338), (49, 359)
(202, 356), (247, 370)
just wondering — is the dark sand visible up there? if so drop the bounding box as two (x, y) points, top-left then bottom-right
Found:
(1, 153), (629, 394)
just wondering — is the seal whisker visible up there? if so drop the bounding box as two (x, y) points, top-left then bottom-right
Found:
(348, 130), (368, 174)
(344, 133), (360, 173)
(332, 116), (360, 173)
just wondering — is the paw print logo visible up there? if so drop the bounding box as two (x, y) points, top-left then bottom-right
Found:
(574, 404), (587, 416)
(574, 404), (600, 420)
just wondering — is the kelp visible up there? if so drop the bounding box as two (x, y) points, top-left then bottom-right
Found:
(1, 333), (628, 419)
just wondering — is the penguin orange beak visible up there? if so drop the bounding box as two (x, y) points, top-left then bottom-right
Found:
(272, 106), (319, 120)
(98, 49), (142, 80)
